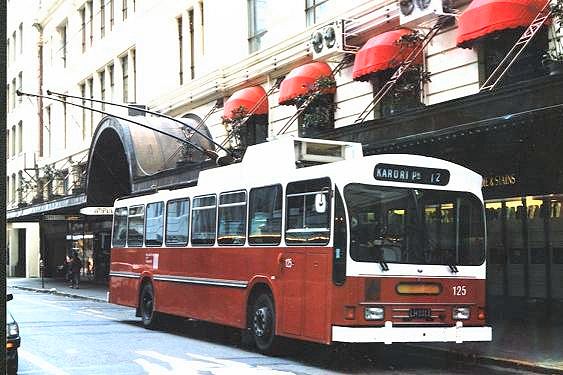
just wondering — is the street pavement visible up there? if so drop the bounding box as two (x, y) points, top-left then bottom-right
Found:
(7, 277), (563, 374)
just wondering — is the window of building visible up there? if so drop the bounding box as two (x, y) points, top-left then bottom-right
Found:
(121, 55), (128, 103)
(11, 78), (15, 109)
(99, 70), (105, 110)
(6, 84), (9, 111)
(199, 1), (204, 54)
(6, 176), (10, 204)
(17, 72), (22, 103)
(88, 1), (93, 46)
(112, 207), (128, 246)
(79, 82), (86, 136)
(11, 125), (16, 156)
(6, 129), (9, 158)
(131, 48), (136, 102)
(17, 121), (22, 154)
(479, 28), (547, 87)
(122, 0), (128, 21)
(188, 9), (195, 79)
(145, 202), (164, 246)
(58, 22), (67, 67)
(285, 178), (331, 245)
(11, 174), (16, 204)
(305, 0), (329, 26)
(248, 184), (282, 245)
(166, 198), (190, 246)
(370, 67), (424, 119)
(218, 191), (247, 245)
(177, 16), (184, 85)
(17, 171), (23, 202)
(191, 195), (216, 245)
(7, 39), (10, 65)
(108, 63), (115, 100)
(80, 6), (86, 52)
(12, 31), (16, 61)
(100, 0), (105, 37)
(45, 105), (52, 157)
(248, 0), (268, 53)
(127, 205), (144, 247)
(110, 0), (115, 29)
(88, 77), (94, 135)
(19, 23), (23, 54)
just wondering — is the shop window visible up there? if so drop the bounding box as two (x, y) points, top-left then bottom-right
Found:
(218, 191), (247, 245)
(370, 67), (424, 119)
(553, 247), (563, 264)
(112, 207), (128, 247)
(248, 184), (282, 245)
(285, 177), (331, 245)
(166, 199), (190, 246)
(145, 202), (164, 246)
(509, 248), (527, 264)
(479, 28), (548, 86)
(127, 205), (144, 247)
(191, 195), (216, 245)
(530, 247), (546, 264)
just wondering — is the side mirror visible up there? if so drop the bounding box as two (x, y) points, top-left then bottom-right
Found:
(7, 293), (13, 301)
(315, 193), (327, 214)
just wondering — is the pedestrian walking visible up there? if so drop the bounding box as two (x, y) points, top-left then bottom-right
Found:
(69, 251), (83, 289)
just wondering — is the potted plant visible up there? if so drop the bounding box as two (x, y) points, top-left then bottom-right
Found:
(543, 0), (563, 75)
(296, 75), (337, 136)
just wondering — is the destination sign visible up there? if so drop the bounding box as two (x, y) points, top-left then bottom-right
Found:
(374, 163), (450, 186)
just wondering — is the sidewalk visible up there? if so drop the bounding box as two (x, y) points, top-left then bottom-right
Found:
(7, 277), (563, 373)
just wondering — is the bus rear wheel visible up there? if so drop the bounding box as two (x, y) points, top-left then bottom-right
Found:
(140, 283), (160, 329)
(251, 293), (280, 354)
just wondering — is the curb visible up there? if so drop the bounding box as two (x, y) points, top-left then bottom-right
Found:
(10, 285), (108, 303)
(409, 344), (562, 374)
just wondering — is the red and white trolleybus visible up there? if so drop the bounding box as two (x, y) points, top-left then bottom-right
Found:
(109, 137), (492, 352)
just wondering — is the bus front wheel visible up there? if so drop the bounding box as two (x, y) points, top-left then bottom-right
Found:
(140, 283), (160, 329)
(251, 293), (280, 354)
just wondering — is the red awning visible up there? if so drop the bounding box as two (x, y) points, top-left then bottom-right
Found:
(223, 86), (269, 120)
(278, 61), (335, 105)
(352, 29), (421, 81)
(456, 0), (546, 48)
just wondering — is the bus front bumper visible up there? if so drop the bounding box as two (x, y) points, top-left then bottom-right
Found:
(332, 321), (492, 344)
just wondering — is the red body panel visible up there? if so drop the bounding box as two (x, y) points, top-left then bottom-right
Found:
(109, 246), (486, 345)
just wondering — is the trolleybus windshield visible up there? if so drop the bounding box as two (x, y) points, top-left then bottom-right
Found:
(345, 184), (485, 266)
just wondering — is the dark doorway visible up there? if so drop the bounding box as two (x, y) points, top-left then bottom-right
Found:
(15, 229), (26, 277)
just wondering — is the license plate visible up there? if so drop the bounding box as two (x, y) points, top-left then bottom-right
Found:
(409, 308), (432, 320)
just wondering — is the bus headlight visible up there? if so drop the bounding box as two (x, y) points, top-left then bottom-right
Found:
(7, 322), (19, 337)
(364, 307), (384, 320)
(452, 307), (470, 320)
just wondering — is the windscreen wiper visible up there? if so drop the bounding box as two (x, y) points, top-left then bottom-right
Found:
(448, 264), (459, 273)
(379, 261), (389, 271)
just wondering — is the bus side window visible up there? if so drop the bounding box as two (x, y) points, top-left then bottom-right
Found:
(127, 205), (145, 247)
(218, 191), (247, 246)
(166, 198), (190, 246)
(248, 185), (282, 245)
(191, 195), (217, 246)
(145, 202), (164, 246)
(285, 177), (331, 245)
(112, 207), (128, 247)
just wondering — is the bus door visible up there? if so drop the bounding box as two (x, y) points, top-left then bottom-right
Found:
(505, 199), (526, 297)
(526, 197), (548, 299)
(281, 178), (332, 341)
(486, 202), (505, 297)
(549, 197), (563, 300)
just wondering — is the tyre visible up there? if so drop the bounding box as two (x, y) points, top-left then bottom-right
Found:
(250, 293), (280, 354)
(7, 350), (18, 375)
(139, 283), (160, 329)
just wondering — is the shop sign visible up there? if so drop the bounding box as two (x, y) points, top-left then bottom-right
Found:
(66, 234), (94, 240)
(482, 174), (518, 188)
(80, 207), (114, 216)
(44, 215), (67, 221)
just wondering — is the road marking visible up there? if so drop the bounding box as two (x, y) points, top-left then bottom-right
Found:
(134, 350), (295, 374)
(19, 349), (71, 375)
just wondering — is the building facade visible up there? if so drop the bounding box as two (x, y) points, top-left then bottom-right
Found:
(6, 0), (563, 307)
